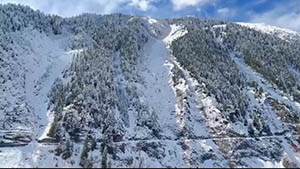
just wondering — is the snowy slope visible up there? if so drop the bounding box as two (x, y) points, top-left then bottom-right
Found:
(208, 24), (300, 167)
(0, 27), (83, 167)
(108, 21), (228, 168)
(237, 22), (300, 41)
(230, 52), (300, 167)
(139, 38), (179, 139)
(1, 6), (300, 167)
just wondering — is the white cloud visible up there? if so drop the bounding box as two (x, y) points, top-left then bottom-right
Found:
(217, 7), (236, 18)
(253, 0), (267, 5)
(252, 12), (300, 32)
(130, 0), (157, 11)
(0, 0), (157, 16)
(250, 3), (300, 31)
(171, 0), (216, 11)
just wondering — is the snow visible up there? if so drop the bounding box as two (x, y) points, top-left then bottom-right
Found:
(132, 22), (228, 167)
(259, 160), (283, 168)
(27, 143), (83, 168)
(38, 49), (83, 141)
(139, 25), (181, 138)
(11, 28), (75, 141)
(163, 24), (188, 46)
(230, 52), (300, 114)
(212, 24), (226, 29)
(113, 51), (137, 138)
(148, 18), (158, 24)
(38, 111), (54, 141)
(164, 24), (229, 138)
(3, 15), (300, 168)
(0, 148), (25, 168)
(137, 22), (193, 139)
(139, 22), (214, 139)
(0, 27), (83, 167)
(237, 22), (300, 41)
(228, 52), (300, 167)
(202, 96), (224, 130)
(242, 157), (283, 168)
(237, 22), (297, 35)
(281, 138), (300, 167)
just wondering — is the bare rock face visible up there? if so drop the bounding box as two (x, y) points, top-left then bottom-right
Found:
(1, 4), (300, 168)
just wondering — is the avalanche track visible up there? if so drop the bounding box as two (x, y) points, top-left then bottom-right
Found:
(0, 29), (82, 167)
(140, 37), (179, 139)
(132, 22), (228, 167)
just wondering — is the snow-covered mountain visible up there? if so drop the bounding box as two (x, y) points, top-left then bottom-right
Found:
(1, 4), (300, 168)
(237, 22), (300, 41)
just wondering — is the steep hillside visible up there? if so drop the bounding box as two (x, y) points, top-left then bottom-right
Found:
(1, 4), (300, 168)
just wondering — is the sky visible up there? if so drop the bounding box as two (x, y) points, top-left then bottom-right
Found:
(1, 0), (300, 31)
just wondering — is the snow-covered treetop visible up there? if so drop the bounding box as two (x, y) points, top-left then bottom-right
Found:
(237, 22), (300, 41)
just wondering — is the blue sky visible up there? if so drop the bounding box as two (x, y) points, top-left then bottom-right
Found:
(1, 0), (300, 31)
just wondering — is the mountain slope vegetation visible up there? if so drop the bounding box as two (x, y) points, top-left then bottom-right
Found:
(1, 4), (300, 168)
